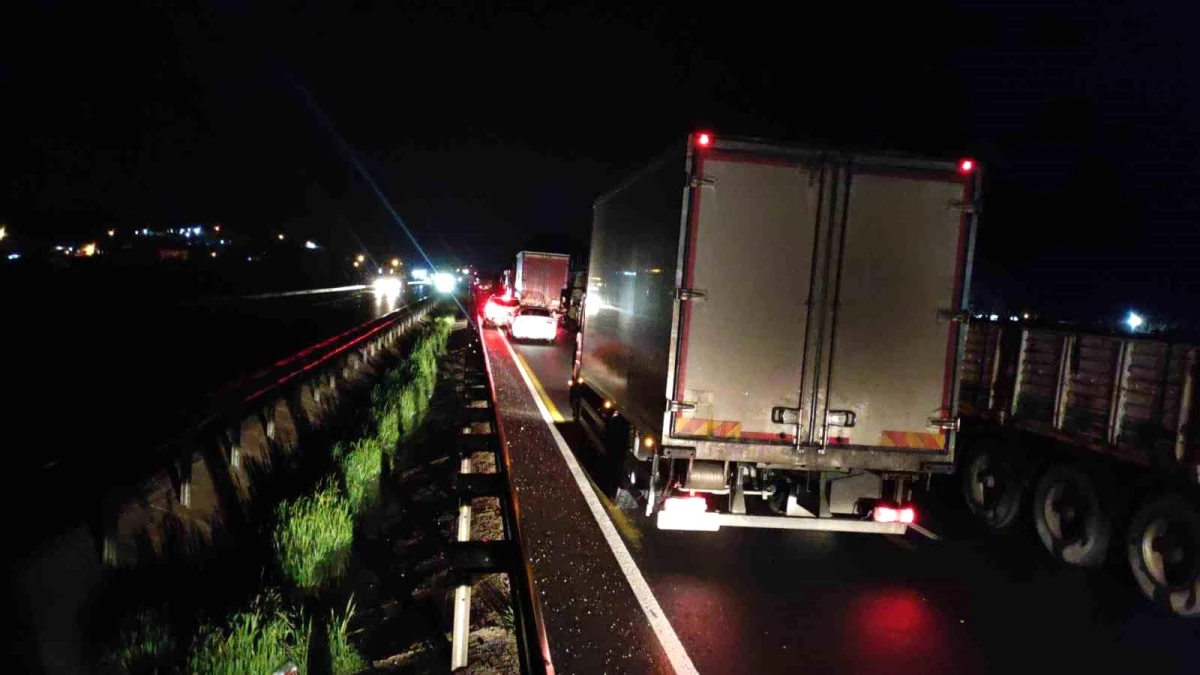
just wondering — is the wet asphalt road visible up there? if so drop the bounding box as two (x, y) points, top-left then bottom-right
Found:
(488, 326), (1200, 674)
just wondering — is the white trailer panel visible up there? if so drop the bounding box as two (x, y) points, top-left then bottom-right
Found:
(672, 157), (821, 443)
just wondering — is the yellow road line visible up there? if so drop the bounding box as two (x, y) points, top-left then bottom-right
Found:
(511, 349), (566, 423)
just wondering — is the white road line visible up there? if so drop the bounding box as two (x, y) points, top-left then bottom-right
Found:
(498, 332), (700, 675)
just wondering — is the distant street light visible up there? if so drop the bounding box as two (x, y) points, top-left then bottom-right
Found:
(107, 229), (116, 237)
(211, 251), (217, 258)
(391, 258), (401, 268)
(304, 240), (318, 250)
(353, 260), (360, 268)
(1126, 311), (1145, 332)
(277, 233), (285, 241)
(356, 254), (366, 263)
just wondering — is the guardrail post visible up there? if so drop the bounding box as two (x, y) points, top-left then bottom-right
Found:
(450, 456), (473, 670)
(224, 428), (241, 470)
(93, 497), (118, 566)
(169, 455), (192, 508)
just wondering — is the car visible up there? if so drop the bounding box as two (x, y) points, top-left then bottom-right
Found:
(482, 293), (520, 328)
(508, 305), (558, 343)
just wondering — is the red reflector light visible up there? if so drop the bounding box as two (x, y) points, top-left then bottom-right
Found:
(958, 158), (976, 174)
(664, 495), (707, 513)
(874, 504), (917, 524)
(696, 132), (713, 148)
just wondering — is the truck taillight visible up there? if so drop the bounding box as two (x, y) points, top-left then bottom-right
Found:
(664, 495), (707, 513)
(874, 504), (916, 524)
(957, 158), (976, 174)
(696, 132), (713, 148)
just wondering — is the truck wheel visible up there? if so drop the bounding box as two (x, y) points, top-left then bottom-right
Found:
(1126, 494), (1200, 617)
(961, 439), (1024, 530)
(1032, 464), (1112, 567)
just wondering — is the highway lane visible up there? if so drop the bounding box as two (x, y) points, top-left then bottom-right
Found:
(497, 327), (1200, 674)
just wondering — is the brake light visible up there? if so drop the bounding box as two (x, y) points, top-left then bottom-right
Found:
(696, 132), (713, 148)
(874, 504), (916, 524)
(664, 495), (707, 513)
(957, 158), (975, 174)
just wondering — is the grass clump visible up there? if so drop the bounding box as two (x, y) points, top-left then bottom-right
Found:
(188, 593), (309, 675)
(375, 405), (400, 453)
(398, 383), (422, 440)
(339, 437), (382, 514)
(328, 597), (365, 675)
(99, 609), (175, 674)
(273, 483), (355, 593)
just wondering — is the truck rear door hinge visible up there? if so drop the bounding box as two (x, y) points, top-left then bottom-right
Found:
(936, 308), (971, 323)
(690, 176), (716, 189)
(948, 199), (979, 214)
(676, 288), (707, 301)
(668, 400), (697, 412)
(928, 417), (960, 431)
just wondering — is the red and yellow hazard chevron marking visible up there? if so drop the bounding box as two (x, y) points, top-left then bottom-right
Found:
(674, 414), (742, 438)
(878, 430), (946, 450)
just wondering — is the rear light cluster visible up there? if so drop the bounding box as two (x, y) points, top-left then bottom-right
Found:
(664, 495), (707, 513)
(874, 504), (916, 524)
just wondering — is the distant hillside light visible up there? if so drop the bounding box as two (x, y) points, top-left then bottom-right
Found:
(1126, 311), (1145, 331)
(278, 233), (285, 241)
(304, 240), (318, 250)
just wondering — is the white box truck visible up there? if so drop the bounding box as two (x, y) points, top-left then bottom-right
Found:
(570, 132), (980, 537)
(571, 132), (1200, 616)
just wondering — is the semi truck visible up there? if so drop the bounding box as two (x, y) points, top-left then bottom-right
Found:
(514, 251), (571, 310)
(561, 269), (588, 328)
(569, 132), (1200, 616)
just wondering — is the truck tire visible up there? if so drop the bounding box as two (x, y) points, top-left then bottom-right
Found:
(1126, 494), (1200, 617)
(961, 439), (1024, 530)
(1032, 464), (1112, 567)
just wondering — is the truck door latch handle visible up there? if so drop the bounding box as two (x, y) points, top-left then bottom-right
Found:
(826, 410), (857, 427)
(771, 406), (802, 424)
(668, 400), (697, 412)
(676, 288), (707, 301)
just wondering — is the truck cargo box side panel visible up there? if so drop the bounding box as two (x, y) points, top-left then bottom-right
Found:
(582, 153), (685, 434)
(673, 156), (820, 442)
(823, 173), (966, 452)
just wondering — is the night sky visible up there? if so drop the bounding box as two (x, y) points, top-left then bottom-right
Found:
(4, 2), (1198, 322)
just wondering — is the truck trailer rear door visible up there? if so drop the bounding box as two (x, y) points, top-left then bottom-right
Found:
(814, 164), (971, 456)
(671, 153), (822, 443)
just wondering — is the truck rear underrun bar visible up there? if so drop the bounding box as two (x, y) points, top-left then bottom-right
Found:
(657, 510), (908, 534)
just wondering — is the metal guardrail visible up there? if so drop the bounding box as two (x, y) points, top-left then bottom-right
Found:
(93, 297), (436, 565)
(449, 319), (553, 674)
